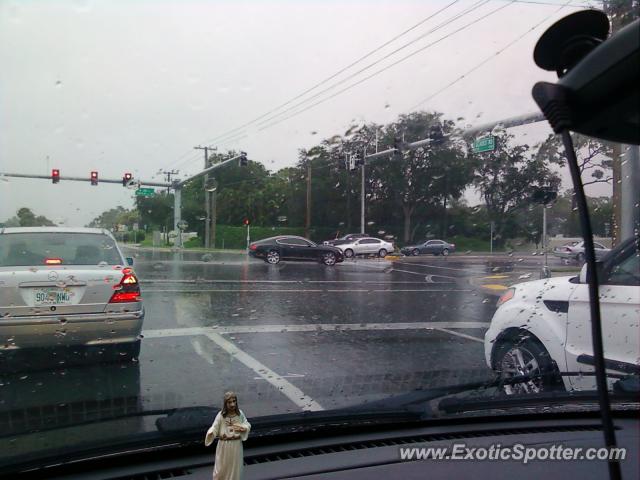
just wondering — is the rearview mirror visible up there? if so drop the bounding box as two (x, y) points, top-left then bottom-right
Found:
(126, 257), (134, 266)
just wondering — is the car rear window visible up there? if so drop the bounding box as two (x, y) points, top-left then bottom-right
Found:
(0, 233), (123, 267)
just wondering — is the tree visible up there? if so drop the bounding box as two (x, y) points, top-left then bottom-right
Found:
(88, 206), (137, 230)
(472, 127), (563, 246)
(15, 208), (55, 227)
(537, 133), (613, 187)
(368, 112), (472, 242)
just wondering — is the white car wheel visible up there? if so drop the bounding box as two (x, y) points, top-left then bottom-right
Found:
(266, 250), (281, 264)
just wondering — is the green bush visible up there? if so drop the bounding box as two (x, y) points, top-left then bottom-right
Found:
(184, 236), (203, 248)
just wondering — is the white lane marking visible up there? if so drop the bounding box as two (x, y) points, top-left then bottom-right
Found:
(392, 260), (485, 273)
(435, 327), (484, 343)
(204, 331), (323, 411)
(254, 373), (305, 380)
(142, 279), (299, 284)
(141, 279), (430, 285)
(142, 288), (472, 294)
(392, 268), (458, 280)
(142, 321), (490, 338)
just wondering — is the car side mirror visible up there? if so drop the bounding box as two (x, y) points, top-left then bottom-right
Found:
(579, 263), (588, 283)
(126, 257), (134, 266)
(579, 261), (605, 284)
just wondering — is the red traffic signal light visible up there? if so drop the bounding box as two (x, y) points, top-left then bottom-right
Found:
(52, 169), (60, 184)
(122, 172), (133, 186)
(90, 171), (98, 186)
(243, 218), (250, 226)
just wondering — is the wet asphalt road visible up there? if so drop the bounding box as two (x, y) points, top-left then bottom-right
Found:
(1, 249), (564, 452)
(128, 249), (500, 416)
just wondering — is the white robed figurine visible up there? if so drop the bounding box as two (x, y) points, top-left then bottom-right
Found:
(205, 391), (251, 480)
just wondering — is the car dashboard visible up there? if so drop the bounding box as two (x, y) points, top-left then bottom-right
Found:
(19, 410), (639, 480)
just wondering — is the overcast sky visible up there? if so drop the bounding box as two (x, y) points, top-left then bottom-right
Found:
(0, 0), (607, 227)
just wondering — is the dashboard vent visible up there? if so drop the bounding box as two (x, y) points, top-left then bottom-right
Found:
(244, 424), (602, 465)
(110, 467), (191, 480)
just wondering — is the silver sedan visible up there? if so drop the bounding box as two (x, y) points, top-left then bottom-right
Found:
(336, 237), (395, 258)
(0, 227), (144, 362)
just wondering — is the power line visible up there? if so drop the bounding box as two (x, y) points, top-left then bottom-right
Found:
(196, 0), (463, 148)
(257, 0), (517, 133)
(253, 0), (492, 130)
(190, 0), (591, 149)
(162, 0), (592, 173)
(159, 1), (464, 172)
(408, 0), (573, 111)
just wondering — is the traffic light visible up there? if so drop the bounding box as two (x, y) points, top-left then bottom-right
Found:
(52, 169), (60, 184)
(348, 155), (356, 171)
(531, 188), (558, 205)
(430, 125), (444, 144)
(243, 218), (250, 226)
(393, 136), (404, 152)
(90, 171), (98, 186)
(239, 151), (248, 167)
(355, 151), (365, 167)
(122, 172), (132, 187)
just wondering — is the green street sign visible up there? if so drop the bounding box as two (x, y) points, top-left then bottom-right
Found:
(135, 188), (155, 197)
(472, 136), (496, 153)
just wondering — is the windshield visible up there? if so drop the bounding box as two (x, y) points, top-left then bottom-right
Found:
(0, 0), (638, 474)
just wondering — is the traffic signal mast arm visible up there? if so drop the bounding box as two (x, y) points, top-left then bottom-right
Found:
(174, 153), (247, 188)
(0, 171), (171, 188)
(364, 111), (545, 162)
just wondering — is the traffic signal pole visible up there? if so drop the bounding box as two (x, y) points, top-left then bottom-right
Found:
(172, 153), (245, 248)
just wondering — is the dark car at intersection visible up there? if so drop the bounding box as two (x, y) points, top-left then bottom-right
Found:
(249, 236), (344, 266)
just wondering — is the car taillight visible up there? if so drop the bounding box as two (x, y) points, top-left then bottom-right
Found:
(249, 244), (257, 251)
(109, 269), (141, 303)
(44, 258), (63, 265)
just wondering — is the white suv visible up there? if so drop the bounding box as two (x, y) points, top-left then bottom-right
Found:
(485, 236), (639, 394)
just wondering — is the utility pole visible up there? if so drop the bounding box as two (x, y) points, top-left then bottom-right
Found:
(603, 0), (639, 246)
(210, 178), (218, 249)
(194, 145), (216, 248)
(360, 149), (365, 234)
(305, 160), (311, 239)
(158, 169), (179, 194)
(345, 153), (351, 231)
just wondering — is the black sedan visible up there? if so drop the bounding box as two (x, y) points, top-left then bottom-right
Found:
(249, 236), (344, 266)
(400, 239), (456, 256)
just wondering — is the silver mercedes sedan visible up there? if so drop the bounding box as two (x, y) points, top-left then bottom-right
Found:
(0, 227), (144, 363)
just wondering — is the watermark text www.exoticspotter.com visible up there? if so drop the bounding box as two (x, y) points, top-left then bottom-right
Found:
(399, 444), (626, 464)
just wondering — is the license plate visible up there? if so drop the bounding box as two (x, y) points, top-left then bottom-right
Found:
(34, 288), (72, 305)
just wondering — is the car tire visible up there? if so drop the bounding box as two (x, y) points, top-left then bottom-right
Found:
(322, 252), (337, 266)
(266, 250), (281, 264)
(116, 340), (141, 362)
(344, 249), (354, 259)
(442, 248), (450, 256)
(412, 249), (420, 256)
(494, 337), (564, 395)
(378, 248), (387, 258)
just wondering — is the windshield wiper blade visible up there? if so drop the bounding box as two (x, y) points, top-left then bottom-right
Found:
(437, 390), (639, 415)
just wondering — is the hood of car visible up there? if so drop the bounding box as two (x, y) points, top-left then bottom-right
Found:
(512, 275), (579, 302)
